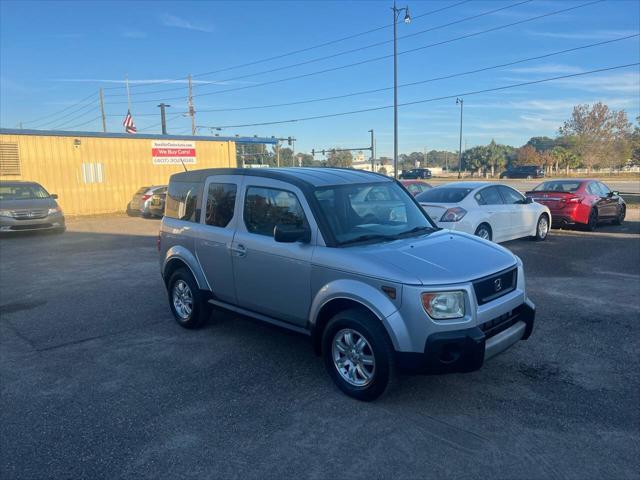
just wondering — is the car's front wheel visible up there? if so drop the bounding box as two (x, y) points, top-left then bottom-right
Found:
(322, 309), (395, 401)
(531, 214), (549, 241)
(167, 268), (210, 329)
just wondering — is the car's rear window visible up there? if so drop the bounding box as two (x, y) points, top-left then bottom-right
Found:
(532, 181), (581, 193)
(165, 181), (200, 222)
(416, 187), (473, 203)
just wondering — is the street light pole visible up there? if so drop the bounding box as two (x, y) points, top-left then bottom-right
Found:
(368, 129), (375, 172)
(392, 1), (410, 179)
(456, 97), (464, 179)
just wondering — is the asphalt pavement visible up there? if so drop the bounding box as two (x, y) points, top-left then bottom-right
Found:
(1, 213), (639, 479)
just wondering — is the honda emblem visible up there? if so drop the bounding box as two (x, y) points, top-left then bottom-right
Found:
(494, 278), (502, 292)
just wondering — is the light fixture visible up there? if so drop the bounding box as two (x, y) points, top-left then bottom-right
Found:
(403, 8), (411, 23)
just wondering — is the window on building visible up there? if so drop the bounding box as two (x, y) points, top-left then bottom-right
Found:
(165, 181), (200, 222)
(244, 186), (306, 237)
(81, 163), (104, 183)
(0, 143), (21, 176)
(205, 183), (237, 228)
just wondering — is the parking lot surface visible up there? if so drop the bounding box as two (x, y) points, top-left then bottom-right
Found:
(1, 211), (639, 479)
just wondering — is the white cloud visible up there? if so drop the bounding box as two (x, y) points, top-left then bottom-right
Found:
(160, 13), (212, 32)
(551, 72), (640, 93)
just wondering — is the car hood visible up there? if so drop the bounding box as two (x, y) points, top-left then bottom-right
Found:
(0, 197), (57, 210)
(321, 230), (517, 286)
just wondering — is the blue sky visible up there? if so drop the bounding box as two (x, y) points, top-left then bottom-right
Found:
(1, 0), (639, 156)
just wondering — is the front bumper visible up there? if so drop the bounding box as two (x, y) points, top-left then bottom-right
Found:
(396, 300), (535, 374)
(0, 214), (65, 232)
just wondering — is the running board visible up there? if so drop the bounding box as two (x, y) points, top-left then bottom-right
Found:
(208, 299), (311, 336)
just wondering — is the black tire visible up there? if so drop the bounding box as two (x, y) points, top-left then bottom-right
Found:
(474, 223), (492, 241)
(322, 308), (395, 401)
(167, 268), (210, 329)
(585, 208), (598, 231)
(531, 214), (549, 241)
(613, 205), (626, 225)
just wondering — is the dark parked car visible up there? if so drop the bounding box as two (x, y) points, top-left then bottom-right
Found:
(499, 165), (544, 179)
(399, 168), (431, 179)
(148, 188), (167, 217)
(127, 185), (167, 217)
(0, 181), (65, 233)
(525, 179), (625, 231)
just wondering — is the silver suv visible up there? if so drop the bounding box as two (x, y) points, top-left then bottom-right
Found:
(159, 168), (535, 400)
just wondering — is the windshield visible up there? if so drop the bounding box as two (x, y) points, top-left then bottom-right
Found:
(0, 183), (50, 201)
(533, 181), (581, 193)
(314, 182), (435, 246)
(416, 187), (473, 204)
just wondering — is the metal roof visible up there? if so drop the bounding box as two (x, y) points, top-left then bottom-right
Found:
(0, 128), (278, 144)
(172, 167), (391, 188)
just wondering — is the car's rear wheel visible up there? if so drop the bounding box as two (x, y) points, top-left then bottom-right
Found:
(168, 268), (209, 329)
(322, 309), (395, 401)
(585, 208), (598, 231)
(474, 223), (492, 241)
(613, 205), (626, 225)
(531, 214), (549, 241)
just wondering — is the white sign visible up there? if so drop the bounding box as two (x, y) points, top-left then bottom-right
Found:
(152, 140), (197, 165)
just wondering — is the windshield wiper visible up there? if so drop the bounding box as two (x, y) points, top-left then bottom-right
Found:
(339, 234), (397, 246)
(396, 226), (434, 237)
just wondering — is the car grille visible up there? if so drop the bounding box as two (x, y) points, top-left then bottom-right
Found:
(472, 267), (517, 305)
(480, 305), (524, 339)
(10, 209), (49, 220)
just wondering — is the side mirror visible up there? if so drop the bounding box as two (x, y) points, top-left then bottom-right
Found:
(50, 194), (58, 199)
(610, 191), (619, 197)
(521, 197), (533, 204)
(274, 224), (310, 243)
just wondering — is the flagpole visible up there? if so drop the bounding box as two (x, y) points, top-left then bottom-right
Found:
(125, 74), (132, 113)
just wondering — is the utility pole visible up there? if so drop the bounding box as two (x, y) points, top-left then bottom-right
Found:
(157, 103), (171, 135)
(188, 74), (196, 136)
(276, 140), (281, 167)
(456, 97), (464, 179)
(99, 88), (107, 133)
(392, 1), (411, 179)
(125, 74), (132, 113)
(368, 129), (375, 172)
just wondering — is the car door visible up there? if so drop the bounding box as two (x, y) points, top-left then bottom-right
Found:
(596, 182), (617, 218)
(194, 175), (242, 305)
(232, 178), (316, 326)
(498, 185), (534, 238)
(475, 186), (511, 242)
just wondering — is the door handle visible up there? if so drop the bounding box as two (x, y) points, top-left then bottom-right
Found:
(230, 244), (247, 257)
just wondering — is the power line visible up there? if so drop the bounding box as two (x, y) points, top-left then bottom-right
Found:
(107, 0), (604, 105)
(54, 116), (102, 131)
(22, 91), (96, 126)
(109, 0), (530, 98)
(102, 0), (472, 92)
(138, 113), (184, 132)
(195, 34), (638, 113)
(196, 63), (639, 129)
(37, 101), (99, 130)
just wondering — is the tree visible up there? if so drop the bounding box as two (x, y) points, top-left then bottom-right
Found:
(462, 146), (488, 175)
(630, 116), (640, 167)
(297, 153), (317, 167)
(326, 149), (353, 168)
(486, 139), (506, 177)
(558, 102), (632, 172)
(515, 145), (542, 166)
(526, 136), (556, 152)
(378, 166), (388, 175)
(550, 146), (579, 175)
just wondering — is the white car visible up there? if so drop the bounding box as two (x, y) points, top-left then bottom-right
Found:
(416, 182), (551, 243)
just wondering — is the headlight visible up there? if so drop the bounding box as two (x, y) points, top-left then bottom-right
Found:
(440, 207), (467, 222)
(0, 209), (12, 217)
(48, 207), (62, 215)
(421, 291), (465, 319)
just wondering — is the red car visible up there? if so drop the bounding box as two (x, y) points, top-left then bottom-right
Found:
(400, 180), (432, 196)
(525, 179), (626, 230)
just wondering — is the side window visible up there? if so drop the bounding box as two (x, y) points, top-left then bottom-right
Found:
(586, 183), (598, 195)
(165, 181), (200, 222)
(474, 192), (486, 206)
(498, 186), (524, 204)
(244, 186), (307, 237)
(205, 183), (237, 227)
(597, 182), (610, 196)
(479, 187), (504, 205)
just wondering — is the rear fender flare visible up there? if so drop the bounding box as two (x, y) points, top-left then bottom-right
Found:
(162, 245), (210, 291)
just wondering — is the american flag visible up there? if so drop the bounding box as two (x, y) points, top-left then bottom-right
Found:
(123, 110), (137, 134)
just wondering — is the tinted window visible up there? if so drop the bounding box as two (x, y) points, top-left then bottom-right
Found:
(165, 181), (200, 222)
(586, 183), (599, 195)
(479, 187), (504, 205)
(244, 186), (306, 237)
(498, 186), (524, 204)
(533, 180), (581, 193)
(416, 187), (473, 203)
(597, 182), (610, 195)
(205, 183), (237, 227)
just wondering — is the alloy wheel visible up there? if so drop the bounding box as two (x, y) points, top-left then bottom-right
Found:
(172, 280), (193, 319)
(538, 216), (549, 239)
(332, 328), (376, 387)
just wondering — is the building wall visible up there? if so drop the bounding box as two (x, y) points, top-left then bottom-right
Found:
(0, 133), (236, 215)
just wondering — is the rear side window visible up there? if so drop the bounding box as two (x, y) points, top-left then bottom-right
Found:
(165, 181), (200, 222)
(205, 183), (237, 228)
(244, 186), (306, 237)
(479, 187), (504, 205)
(416, 187), (472, 203)
(498, 186), (524, 204)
